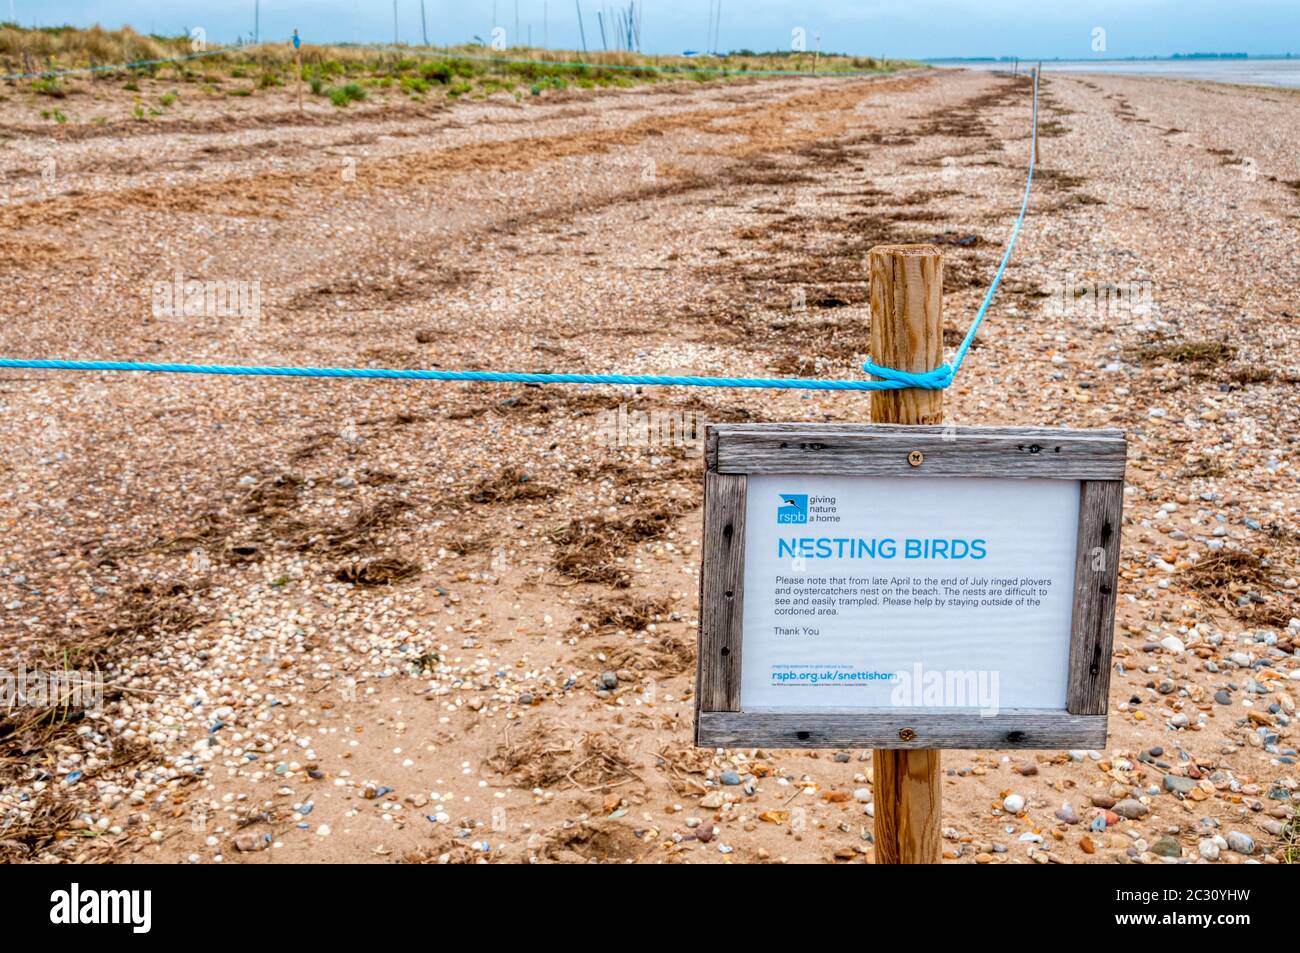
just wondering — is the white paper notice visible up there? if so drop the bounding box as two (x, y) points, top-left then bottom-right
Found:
(740, 475), (1080, 712)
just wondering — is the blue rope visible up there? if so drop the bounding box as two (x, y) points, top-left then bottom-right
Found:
(0, 73), (1038, 393)
(0, 360), (919, 390)
(945, 65), (1038, 381)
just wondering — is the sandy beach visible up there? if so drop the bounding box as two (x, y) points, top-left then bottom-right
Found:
(1, 64), (1297, 864)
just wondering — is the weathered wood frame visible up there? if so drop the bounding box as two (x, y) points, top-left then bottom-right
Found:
(695, 423), (1126, 750)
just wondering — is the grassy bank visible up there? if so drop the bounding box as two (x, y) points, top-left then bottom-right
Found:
(1, 23), (917, 108)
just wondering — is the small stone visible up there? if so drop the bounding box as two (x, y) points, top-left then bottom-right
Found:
(1151, 835), (1181, 858)
(1198, 839), (1220, 860)
(1002, 794), (1025, 814)
(1113, 799), (1149, 820)
(1163, 774), (1197, 796)
(599, 671), (618, 690)
(1079, 834), (1096, 854)
(719, 771), (741, 786)
(853, 787), (872, 803)
(1215, 690), (1232, 705)
(233, 832), (269, 852)
(1258, 818), (1285, 837)
(1226, 831), (1255, 855)
(1054, 802), (1080, 824)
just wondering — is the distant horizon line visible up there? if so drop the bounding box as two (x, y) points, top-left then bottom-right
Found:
(1, 21), (1296, 65)
(925, 52), (1296, 63)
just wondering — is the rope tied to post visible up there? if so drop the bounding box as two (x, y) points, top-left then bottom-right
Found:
(860, 360), (955, 392)
(0, 72), (1038, 393)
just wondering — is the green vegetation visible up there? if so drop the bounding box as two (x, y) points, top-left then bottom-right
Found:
(399, 75), (431, 95)
(30, 76), (64, 96)
(0, 23), (920, 118)
(327, 82), (366, 107)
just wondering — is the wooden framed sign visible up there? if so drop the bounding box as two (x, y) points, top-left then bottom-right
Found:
(694, 423), (1126, 750)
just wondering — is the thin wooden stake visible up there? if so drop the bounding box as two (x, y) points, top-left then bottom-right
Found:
(868, 243), (944, 864)
(1033, 64), (1041, 167)
(292, 28), (304, 114)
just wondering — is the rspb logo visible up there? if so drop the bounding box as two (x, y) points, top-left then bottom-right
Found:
(778, 494), (808, 524)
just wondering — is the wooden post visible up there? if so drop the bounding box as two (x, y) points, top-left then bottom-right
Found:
(869, 245), (944, 426)
(868, 243), (944, 864)
(293, 28), (304, 114)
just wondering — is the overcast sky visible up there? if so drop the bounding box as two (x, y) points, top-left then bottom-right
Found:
(8, 1), (1298, 58)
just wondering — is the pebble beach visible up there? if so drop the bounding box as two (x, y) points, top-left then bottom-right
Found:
(1, 63), (1297, 864)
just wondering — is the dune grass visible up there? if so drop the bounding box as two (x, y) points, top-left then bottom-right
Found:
(0, 23), (182, 68)
(2, 23), (915, 92)
(0, 23), (920, 122)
